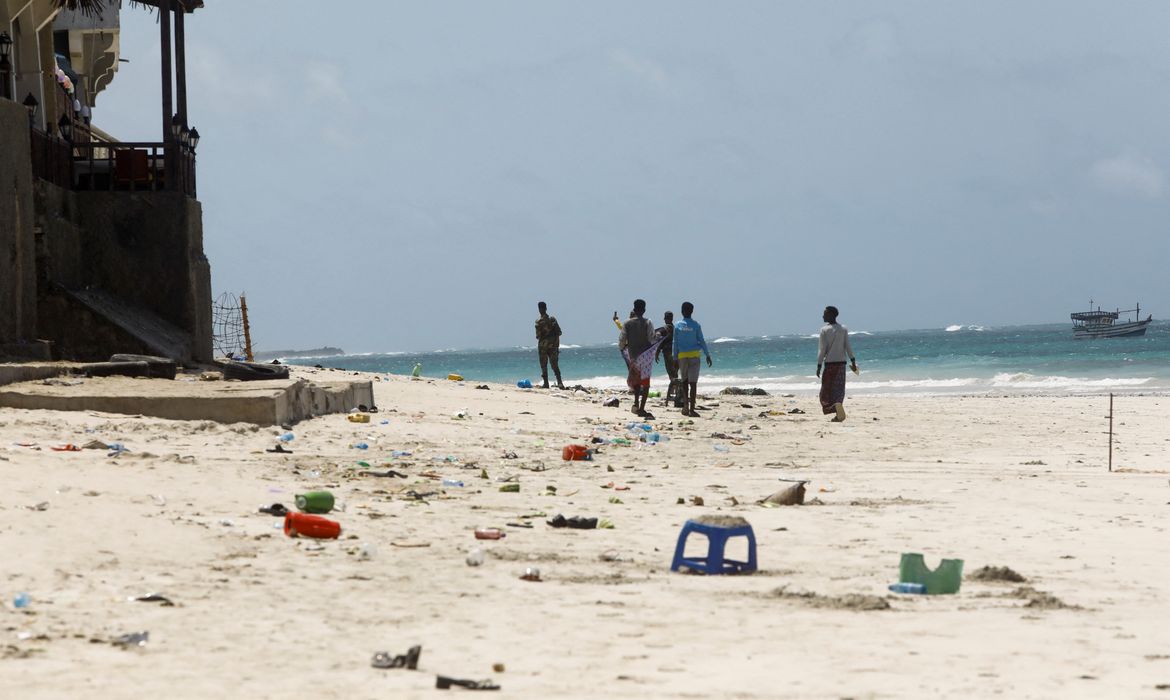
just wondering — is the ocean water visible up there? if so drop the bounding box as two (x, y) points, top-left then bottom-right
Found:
(284, 322), (1170, 396)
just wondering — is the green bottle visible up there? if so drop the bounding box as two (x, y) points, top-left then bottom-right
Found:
(296, 491), (335, 514)
(412, 363), (422, 378)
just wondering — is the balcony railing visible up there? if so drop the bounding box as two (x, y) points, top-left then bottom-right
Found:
(72, 142), (197, 197)
(28, 127), (197, 198)
(29, 128), (72, 189)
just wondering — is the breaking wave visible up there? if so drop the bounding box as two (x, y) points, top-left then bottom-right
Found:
(570, 372), (1159, 395)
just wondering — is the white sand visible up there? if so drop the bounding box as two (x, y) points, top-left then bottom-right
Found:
(2, 368), (1169, 698)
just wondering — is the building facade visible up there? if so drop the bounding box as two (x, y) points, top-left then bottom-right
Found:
(1, 0), (212, 363)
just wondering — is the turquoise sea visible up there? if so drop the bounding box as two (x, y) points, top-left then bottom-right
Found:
(285, 322), (1170, 395)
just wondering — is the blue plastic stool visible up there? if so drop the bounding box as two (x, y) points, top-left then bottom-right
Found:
(670, 517), (757, 574)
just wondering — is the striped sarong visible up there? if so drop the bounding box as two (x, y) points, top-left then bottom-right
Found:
(820, 361), (847, 414)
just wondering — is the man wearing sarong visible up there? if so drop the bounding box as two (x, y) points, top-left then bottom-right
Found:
(535, 301), (565, 390)
(619, 299), (660, 417)
(816, 305), (858, 422)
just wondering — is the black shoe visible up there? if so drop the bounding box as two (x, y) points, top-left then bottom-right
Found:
(259, 503), (289, 517)
(436, 675), (500, 690)
(372, 645), (421, 670)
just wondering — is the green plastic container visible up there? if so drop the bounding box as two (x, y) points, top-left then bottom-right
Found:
(898, 553), (964, 594)
(296, 491), (335, 514)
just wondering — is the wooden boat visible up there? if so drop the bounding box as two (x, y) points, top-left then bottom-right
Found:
(1071, 301), (1152, 339)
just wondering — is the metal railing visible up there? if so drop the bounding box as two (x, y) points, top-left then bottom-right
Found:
(29, 128), (72, 189)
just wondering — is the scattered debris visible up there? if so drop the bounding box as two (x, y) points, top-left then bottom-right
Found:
(111, 631), (149, 649)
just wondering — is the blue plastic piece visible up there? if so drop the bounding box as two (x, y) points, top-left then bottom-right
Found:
(670, 519), (758, 575)
(517, 379), (533, 389)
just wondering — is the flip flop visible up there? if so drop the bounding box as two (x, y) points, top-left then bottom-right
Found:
(51, 444), (82, 452)
(435, 676), (500, 691)
(259, 503), (289, 517)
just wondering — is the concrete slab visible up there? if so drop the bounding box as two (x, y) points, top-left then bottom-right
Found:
(0, 362), (70, 386)
(0, 374), (373, 425)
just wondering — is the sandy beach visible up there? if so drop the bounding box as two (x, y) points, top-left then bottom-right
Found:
(3, 369), (1169, 698)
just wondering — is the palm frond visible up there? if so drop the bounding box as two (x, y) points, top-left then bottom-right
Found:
(53, 0), (111, 15)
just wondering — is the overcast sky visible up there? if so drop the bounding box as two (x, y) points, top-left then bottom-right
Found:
(96, 1), (1170, 352)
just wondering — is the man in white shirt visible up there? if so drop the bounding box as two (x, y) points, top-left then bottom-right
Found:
(816, 305), (859, 422)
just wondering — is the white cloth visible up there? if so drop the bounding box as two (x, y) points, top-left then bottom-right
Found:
(817, 323), (855, 364)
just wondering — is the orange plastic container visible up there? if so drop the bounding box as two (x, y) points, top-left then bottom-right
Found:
(284, 512), (341, 539)
(562, 444), (591, 461)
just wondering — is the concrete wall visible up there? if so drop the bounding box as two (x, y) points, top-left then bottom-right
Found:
(31, 183), (214, 363)
(0, 99), (37, 344)
(72, 191), (213, 362)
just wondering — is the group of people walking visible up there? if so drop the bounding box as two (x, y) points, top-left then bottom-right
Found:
(533, 301), (858, 422)
(610, 299), (712, 418)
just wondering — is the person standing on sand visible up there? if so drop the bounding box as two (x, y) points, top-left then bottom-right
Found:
(619, 299), (659, 416)
(655, 311), (679, 406)
(535, 301), (565, 390)
(816, 305), (858, 422)
(673, 302), (712, 418)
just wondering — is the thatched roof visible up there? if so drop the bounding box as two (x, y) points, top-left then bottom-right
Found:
(54, 0), (203, 16)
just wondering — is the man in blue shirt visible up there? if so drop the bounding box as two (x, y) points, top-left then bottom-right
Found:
(673, 301), (712, 418)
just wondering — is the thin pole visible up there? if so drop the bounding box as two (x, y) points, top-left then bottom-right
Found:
(159, 0), (173, 188)
(174, 4), (187, 125)
(1108, 393), (1113, 473)
(240, 294), (254, 362)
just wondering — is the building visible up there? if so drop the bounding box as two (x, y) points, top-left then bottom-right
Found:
(1, 0), (212, 363)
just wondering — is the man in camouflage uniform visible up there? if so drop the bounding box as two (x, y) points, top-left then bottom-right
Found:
(535, 301), (565, 389)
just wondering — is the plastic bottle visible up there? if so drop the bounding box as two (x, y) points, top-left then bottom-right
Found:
(442, 478), (465, 488)
(279, 432), (295, 442)
(13, 592), (30, 609)
(352, 442), (369, 450)
(646, 432), (661, 443)
(295, 491), (335, 514)
(714, 444), (730, 453)
(412, 363), (422, 378)
(474, 528), (505, 540)
(888, 582), (927, 595)
(391, 450), (412, 458)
